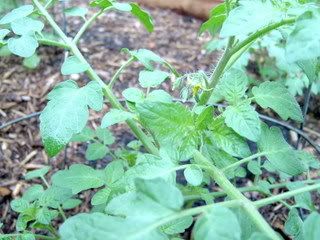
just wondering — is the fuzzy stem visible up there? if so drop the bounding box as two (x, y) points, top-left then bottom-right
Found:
(32, 0), (159, 156)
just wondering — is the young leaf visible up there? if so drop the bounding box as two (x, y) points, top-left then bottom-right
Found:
(40, 81), (103, 156)
(287, 182), (314, 210)
(85, 143), (109, 161)
(105, 160), (125, 185)
(147, 90), (172, 103)
(7, 35), (39, 58)
(124, 48), (164, 70)
(52, 164), (105, 194)
(71, 127), (95, 142)
(101, 109), (135, 128)
(220, 0), (282, 38)
(96, 127), (115, 145)
(199, 3), (226, 36)
(0, 5), (34, 25)
(38, 186), (73, 208)
(286, 10), (320, 62)
(252, 81), (303, 122)
(137, 102), (199, 161)
(91, 188), (111, 206)
(36, 208), (58, 225)
(284, 208), (303, 239)
(123, 87), (145, 103)
(258, 123), (306, 176)
(61, 56), (90, 75)
(11, 17), (44, 35)
(247, 161), (262, 175)
(23, 185), (44, 202)
(223, 102), (261, 142)
(160, 216), (193, 235)
(139, 70), (170, 88)
(62, 199), (82, 210)
(218, 68), (248, 104)
(25, 166), (51, 180)
(194, 206), (241, 240)
(207, 117), (251, 158)
(10, 198), (30, 213)
(23, 53), (41, 69)
(64, 7), (88, 18)
(303, 212), (320, 240)
(184, 165), (203, 186)
(130, 3), (154, 32)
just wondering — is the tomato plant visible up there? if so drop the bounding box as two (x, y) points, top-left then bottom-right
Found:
(1, 0), (320, 239)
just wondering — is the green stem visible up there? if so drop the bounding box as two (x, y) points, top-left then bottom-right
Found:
(0, 234), (58, 240)
(32, 0), (159, 156)
(41, 176), (67, 221)
(38, 38), (70, 49)
(255, 182), (320, 208)
(109, 57), (135, 88)
(194, 151), (281, 240)
(198, 18), (296, 106)
(73, 9), (104, 44)
(222, 152), (266, 172)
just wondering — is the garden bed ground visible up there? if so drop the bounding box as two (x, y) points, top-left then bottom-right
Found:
(1, 1), (320, 237)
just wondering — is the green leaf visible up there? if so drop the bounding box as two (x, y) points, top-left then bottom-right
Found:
(160, 216), (193, 235)
(194, 206), (241, 240)
(11, 17), (44, 35)
(23, 185), (44, 202)
(52, 164), (105, 194)
(303, 212), (320, 240)
(40, 81), (103, 156)
(10, 198), (30, 213)
(297, 58), (320, 83)
(107, 178), (183, 221)
(105, 160), (125, 185)
(38, 186), (73, 208)
(139, 70), (169, 88)
(217, 68), (248, 104)
(223, 102), (261, 142)
(258, 123), (307, 176)
(64, 7), (88, 18)
(85, 143), (108, 161)
(207, 117), (251, 158)
(101, 109), (135, 128)
(61, 56), (90, 75)
(7, 35), (39, 58)
(36, 208), (58, 225)
(91, 188), (111, 206)
(284, 208), (303, 239)
(252, 81), (303, 122)
(199, 3), (226, 36)
(59, 212), (166, 240)
(124, 48), (164, 70)
(62, 199), (82, 210)
(122, 87), (145, 103)
(248, 233), (272, 240)
(220, 0), (282, 38)
(286, 10), (320, 62)
(71, 127), (95, 142)
(23, 53), (40, 69)
(147, 90), (172, 103)
(25, 166), (51, 180)
(247, 161), (262, 175)
(137, 102), (198, 161)
(124, 154), (176, 189)
(287, 182), (314, 210)
(96, 127), (115, 145)
(0, 5), (34, 25)
(130, 3), (154, 32)
(184, 165), (203, 186)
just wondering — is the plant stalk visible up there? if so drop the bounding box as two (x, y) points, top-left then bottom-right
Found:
(32, 0), (159, 156)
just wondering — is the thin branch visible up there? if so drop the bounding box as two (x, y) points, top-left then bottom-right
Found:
(0, 112), (41, 130)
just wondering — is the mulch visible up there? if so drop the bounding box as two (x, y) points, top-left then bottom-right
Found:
(0, 1), (319, 236)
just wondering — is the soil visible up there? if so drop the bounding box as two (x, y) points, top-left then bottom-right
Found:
(0, 1), (320, 237)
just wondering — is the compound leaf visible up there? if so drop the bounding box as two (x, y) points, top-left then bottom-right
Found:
(252, 81), (303, 122)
